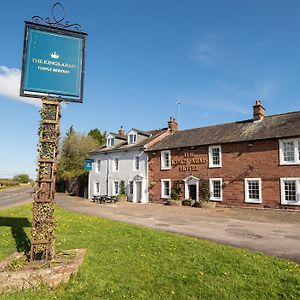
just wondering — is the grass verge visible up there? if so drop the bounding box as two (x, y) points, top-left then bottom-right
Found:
(0, 204), (299, 300)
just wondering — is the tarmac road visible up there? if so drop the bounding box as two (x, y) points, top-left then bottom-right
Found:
(0, 187), (33, 209)
(56, 193), (300, 264)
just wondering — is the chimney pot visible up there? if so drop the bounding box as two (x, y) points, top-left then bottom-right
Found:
(253, 99), (265, 121)
(168, 117), (178, 132)
(119, 126), (125, 137)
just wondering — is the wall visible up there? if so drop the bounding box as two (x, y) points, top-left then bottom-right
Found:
(148, 138), (300, 208)
(88, 149), (149, 203)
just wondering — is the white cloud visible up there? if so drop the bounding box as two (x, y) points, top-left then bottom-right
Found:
(0, 66), (40, 107)
(192, 33), (228, 67)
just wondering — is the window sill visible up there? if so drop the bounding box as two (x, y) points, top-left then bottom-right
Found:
(208, 165), (222, 168)
(245, 199), (262, 204)
(281, 201), (300, 206)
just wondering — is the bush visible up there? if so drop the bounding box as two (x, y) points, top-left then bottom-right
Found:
(170, 180), (182, 201)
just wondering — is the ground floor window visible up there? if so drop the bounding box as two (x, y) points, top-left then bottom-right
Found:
(114, 181), (119, 195)
(94, 182), (100, 195)
(244, 178), (262, 203)
(161, 179), (171, 198)
(280, 178), (300, 205)
(209, 178), (222, 201)
(129, 181), (134, 194)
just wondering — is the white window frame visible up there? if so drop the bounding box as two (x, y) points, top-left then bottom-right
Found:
(279, 138), (300, 165)
(113, 180), (119, 196)
(161, 179), (171, 199)
(107, 137), (115, 147)
(129, 181), (134, 194)
(208, 145), (222, 168)
(161, 150), (171, 170)
(280, 178), (300, 205)
(96, 159), (101, 173)
(133, 155), (140, 171)
(128, 134), (137, 144)
(94, 182), (100, 195)
(209, 178), (223, 201)
(244, 178), (262, 204)
(113, 157), (119, 172)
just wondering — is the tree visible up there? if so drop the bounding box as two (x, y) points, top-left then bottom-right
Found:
(13, 174), (30, 183)
(57, 127), (98, 184)
(88, 128), (107, 146)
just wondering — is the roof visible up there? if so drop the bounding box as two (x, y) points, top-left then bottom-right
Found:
(107, 132), (127, 140)
(148, 111), (300, 151)
(90, 128), (167, 154)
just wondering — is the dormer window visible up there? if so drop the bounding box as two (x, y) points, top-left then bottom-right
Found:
(107, 137), (114, 147)
(129, 134), (137, 144)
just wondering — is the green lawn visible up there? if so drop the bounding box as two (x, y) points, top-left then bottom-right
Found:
(0, 204), (299, 300)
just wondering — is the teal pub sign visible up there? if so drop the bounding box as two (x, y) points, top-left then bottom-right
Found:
(20, 22), (87, 102)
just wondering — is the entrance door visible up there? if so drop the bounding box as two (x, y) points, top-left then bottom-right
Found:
(136, 182), (142, 203)
(188, 184), (197, 200)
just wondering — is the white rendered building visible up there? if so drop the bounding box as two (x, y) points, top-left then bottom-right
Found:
(88, 120), (176, 203)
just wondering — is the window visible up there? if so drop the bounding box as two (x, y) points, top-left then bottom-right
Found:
(107, 138), (114, 147)
(94, 182), (100, 195)
(114, 181), (119, 195)
(129, 134), (137, 144)
(97, 160), (101, 172)
(244, 178), (262, 203)
(161, 150), (171, 170)
(161, 179), (171, 198)
(209, 178), (222, 201)
(209, 145), (222, 168)
(113, 157), (119, 172)
(280, 178), (300, 205)
(129, 181), (134, 194)
(279, 139), (300, 165)
(134, 156), (140, 171)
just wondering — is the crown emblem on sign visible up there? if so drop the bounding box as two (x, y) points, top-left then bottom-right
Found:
(50, 52), (60, 59)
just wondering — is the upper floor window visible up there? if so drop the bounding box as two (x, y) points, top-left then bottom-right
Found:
(161, 150), (171, 170)
(113, 157), (119, 172)
(209, 178), (222, 201)
(161, 179), (171, 198)
(280, 178), (300, 205)
(129, 134), (137, 144)
(107, 137), (115, 147)
(134, 155), (140, 171)
(244, 178), (262, 204)
(96, 160), (101, 172)
(209, 145), (222, 168)
(279, 139), (300, 165)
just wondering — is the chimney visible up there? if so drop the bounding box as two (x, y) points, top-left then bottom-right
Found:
(253, 99), (265, 121)
(168, 117), (178, 133)
(119, 126), (125, 137)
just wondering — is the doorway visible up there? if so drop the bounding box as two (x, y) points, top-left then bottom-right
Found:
(188, 184), (197, 200)
(136, 182), (142, 203)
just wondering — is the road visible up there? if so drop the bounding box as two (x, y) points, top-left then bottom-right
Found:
(56, 194), (300, 264)
(0, 187), (33, 209)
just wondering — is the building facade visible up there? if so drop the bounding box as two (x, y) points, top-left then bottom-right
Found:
(88, 120), (176, 203)
(147, 101), (300, 209)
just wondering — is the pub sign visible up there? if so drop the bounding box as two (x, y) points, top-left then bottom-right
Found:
(20, 22), (86, 102)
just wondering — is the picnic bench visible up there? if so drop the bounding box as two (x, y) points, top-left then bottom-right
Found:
(92, 195), (118, 204)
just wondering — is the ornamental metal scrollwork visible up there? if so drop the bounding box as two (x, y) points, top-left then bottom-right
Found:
(32, 1), (82, 31)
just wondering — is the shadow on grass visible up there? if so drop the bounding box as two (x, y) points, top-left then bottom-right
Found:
(0, 217), (31, 254)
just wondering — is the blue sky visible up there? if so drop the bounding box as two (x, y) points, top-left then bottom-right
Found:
(1, 0), (300, 179)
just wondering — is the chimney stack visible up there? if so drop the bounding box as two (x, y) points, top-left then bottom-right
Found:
(119, 126), (125, 137)
(253, 99), (265, 121)
(168, 117), (178, 133)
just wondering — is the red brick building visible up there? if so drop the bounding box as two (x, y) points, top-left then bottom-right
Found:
(147, 101), (300, 209)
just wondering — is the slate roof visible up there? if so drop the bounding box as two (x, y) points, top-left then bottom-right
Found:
(148, 111), (300, 151)
(90, 128), (168, 154)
